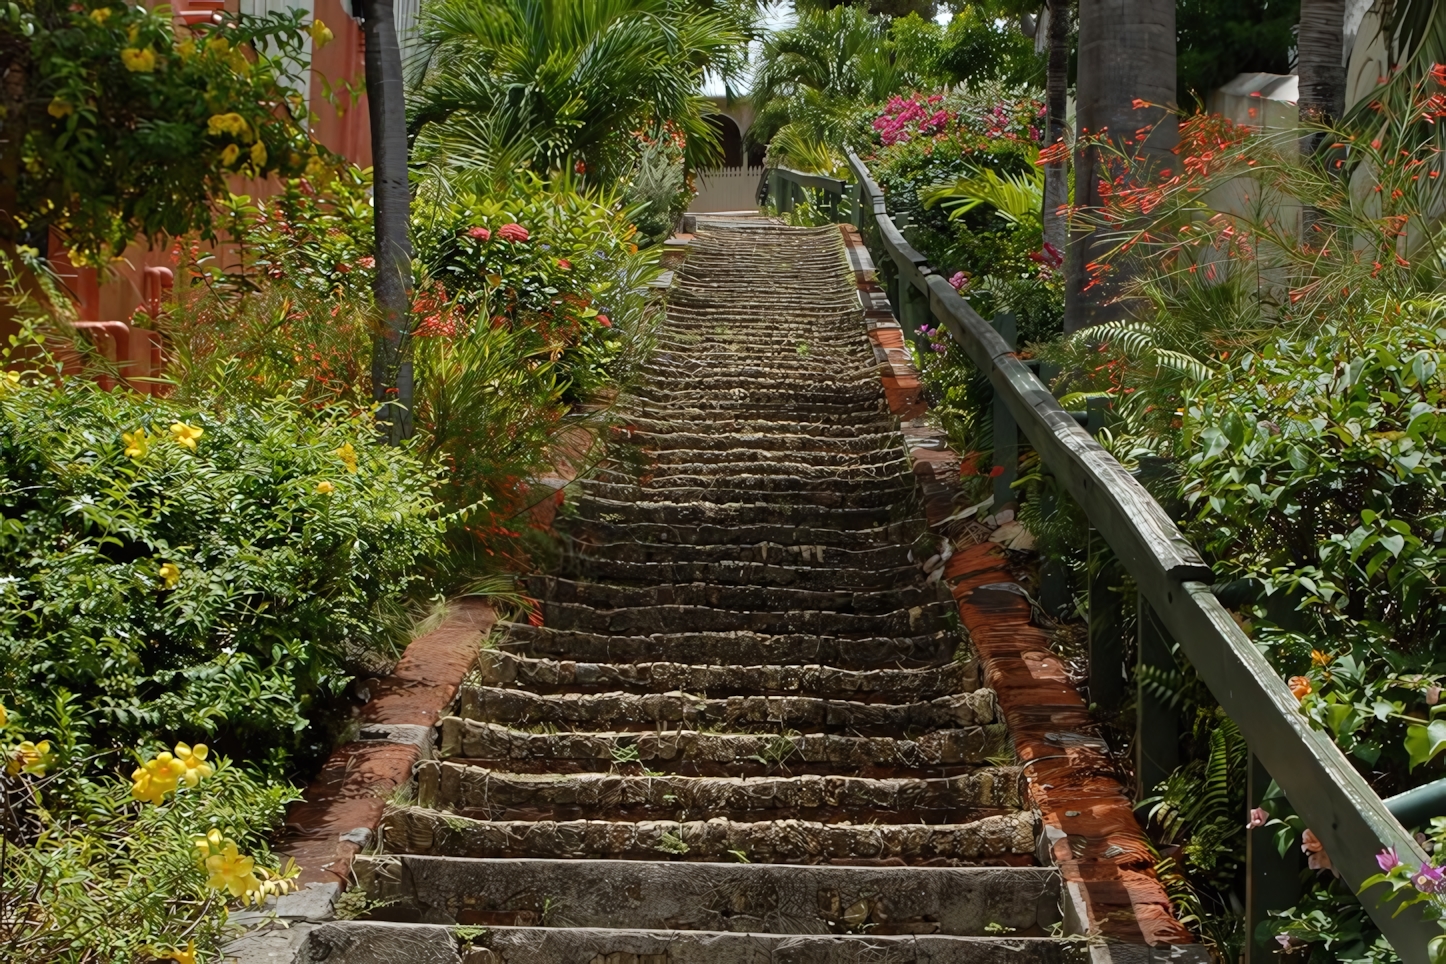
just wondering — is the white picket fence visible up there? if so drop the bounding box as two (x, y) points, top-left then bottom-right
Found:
(690, 166), (766, 213)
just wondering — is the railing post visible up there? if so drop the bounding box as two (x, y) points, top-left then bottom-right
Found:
(990, 312), (1018, 508)
(1087, 532), (1126, 711)
(768, 169), (781, 211)
(900, 278), (927, 351)
(1245, 755), (1302, 962)
(1135, 594), (1179, 798)
(848, 181), (863, 228)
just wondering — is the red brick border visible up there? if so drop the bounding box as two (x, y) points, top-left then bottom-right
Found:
(277, 599), (495, 889)
(843, 224), (1197, 950)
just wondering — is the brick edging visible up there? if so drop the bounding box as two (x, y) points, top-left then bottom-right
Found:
(842, 224), (1200, 952)
(276, 599), (495, 892)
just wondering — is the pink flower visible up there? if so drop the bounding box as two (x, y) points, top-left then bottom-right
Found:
(468, 226), (491, 240)
(497, 223), (529, 243)
(948, 271), (968, 291)
(1301, 829), (1333, 873)
(596, 314), (611, 328)
(557, 259), (572, 270)
(358, 256), (376, 269)
(1377, 847), (1402, 872)
(1246, 808), (1268, 830)
(1414, 863), (1446, 893)
(1429, 684), (1441, 705)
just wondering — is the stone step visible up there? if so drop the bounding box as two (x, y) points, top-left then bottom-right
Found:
(415, 760), (1026, 823)
(535, 598), (955, 637)
(436, 717), (1011, 770)
(643, 352), (872, 377)
(298, 920), (1072, 964)
(614, 447), (909, 469)
(578, 480), (912, 511)
(622, 394), (887, 420)
(565, 539), (916, 572)
(353, 856), (1062, 936)
(454, 686), (998, 733)
(568, 494), (910, 530)
(381, 805), (1039, 864)
(618, 417), (901, 447)
(596, 459), (913, 484)
(568, 519), (926, 551)
(528, 577), (938, 617)
(474, 650), (979, 699)
(562, 558), (925, 592)
(496, 623), (959, 668)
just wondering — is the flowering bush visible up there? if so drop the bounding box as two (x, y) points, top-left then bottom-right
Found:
(873, 94), (954, 146)
(0, 371), (445, 764)
(4, 0), (336, 263)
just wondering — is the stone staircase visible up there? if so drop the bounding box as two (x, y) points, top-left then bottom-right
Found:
(299, 221), (1078, 963)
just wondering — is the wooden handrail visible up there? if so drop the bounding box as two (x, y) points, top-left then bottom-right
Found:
(771, 154), (1440, 960)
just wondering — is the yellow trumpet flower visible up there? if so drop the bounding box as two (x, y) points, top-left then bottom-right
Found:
(315, 480), (336, 495)
(334, 442), (358, 473)
(122, 427), (149, 459)
(48, 98), (73, 119)
(170, 422), (203, 450)
(120, 47), (156, 73)
(131, 751), (187, 805)
(220, 144), (240, 167)
(158, 562), (180, 589)
(89, 7), (112, 24)
(174, 742), (213, 786)
(164, 942), (197, 964)
(204, 837), (262, 898)
(10, 739), (53, 777)
(250, 141), (268, 168)
(309, 18), (334, 46)
(0, 703), (8, 728)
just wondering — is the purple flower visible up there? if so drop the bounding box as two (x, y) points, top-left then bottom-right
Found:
(1377, 847), (1402, 872)
(1413, 863), (1445, 894)
(1246, 807), (1268, 830)
(948, 271), (968, 291)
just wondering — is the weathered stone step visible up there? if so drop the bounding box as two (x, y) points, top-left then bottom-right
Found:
(298, 920), (1073, 964)
(353, 856), (1062, 936)
(433, 719), (1012, 774)
(567, 539), (916, 571)
(617, 447), (909, 470)
(415, 760), (1025, 822)
(636, 369), (883, 393)
(382, 805), (1038, 864)
(623, 394), (887, 420)
(569, 518), (925, 551)
(455, 686), (998, 733)
(475, 649), (978, 698)
(618, 416), (901, 446)
(437, 717), (1011, 769)
(536, 598), (954, 637)
(563, 557), (923, 592)
(496, 623), (959, 667)
(644, 351), (870, 377)
(579, 480), (912, 511)
(569, 494), (909, 530)
(530, 577), (937, 617)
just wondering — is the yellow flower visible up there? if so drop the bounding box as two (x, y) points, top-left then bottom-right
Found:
(122, 427), (149, 459)
(11, 740), (53, 777)
(131, 751), (187, 805)
(164, 942), (197, 964)
(48, 98), (73, 119)
(304, 155), (329, 182)
(309, 18), (334, 46)
(220, 144), (240, 167)
(227, 49), (250, 74)
(170, 421), (203, 450)
(205, 36), (229, 55)
(120, 47), (157, 73)
(250, 141), (268, 168)
(2, 371), (18, 388)
(1311, 649), (1332, 668)
(0, 703), (8, 728)
(89, 7), (111, 24)
(174, 742), (213, 786)
(177, 39), (197, 60)
(205, 838), (262, 898)
(334, 442), (358, 473)
(315, 480), (336, 495)
(207, 112), (250, 140)
(158, 562), (180, 588)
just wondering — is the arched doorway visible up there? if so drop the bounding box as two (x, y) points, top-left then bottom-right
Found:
(707, 114), (745, 169)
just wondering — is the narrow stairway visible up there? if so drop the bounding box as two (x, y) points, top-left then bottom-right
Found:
(307, 222), (1074, 963)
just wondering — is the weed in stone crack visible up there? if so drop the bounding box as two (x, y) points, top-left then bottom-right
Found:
(656, 828), (690, 855)
(748, 733), (798, 771)
(611, 743), (641, 765)
(728, 849), (750, 863)
(333, 889), (407, 921)
(796, 342), (810, 356)
(984, 922), (1017, 935)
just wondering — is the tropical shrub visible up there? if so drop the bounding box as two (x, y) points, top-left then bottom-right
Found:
(1, 0), (333, 263)
(0, 372), (445, 767)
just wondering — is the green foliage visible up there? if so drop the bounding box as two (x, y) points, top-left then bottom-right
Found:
(1176, 0), (1297, 106)
(0, 373), (445, 766)
(2, 0), (329, 263)
(406, 0), (745, 182)
(1, 697), (299, 964)
(932, 5), (1041, 87)
(921, 164), (1043, 227)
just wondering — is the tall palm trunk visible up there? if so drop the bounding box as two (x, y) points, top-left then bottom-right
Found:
(1064, 0), (1177, 332)
(1297, 0), (1344, 242)
(1041, 0), (1071, 257)
(360, 0), (414, 442)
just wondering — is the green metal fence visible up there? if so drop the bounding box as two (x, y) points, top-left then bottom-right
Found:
(764, 155), (1441, 962)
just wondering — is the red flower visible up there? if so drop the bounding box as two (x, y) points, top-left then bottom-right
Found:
(557, 259), (572, 270)
(574, 159), (587, 175)
(596, 314), (611, 328)
(335, 262), (351, 273)
(988, 465), (1006, 478)
(468, 226), (491, 240)
(497, 223), (529, 243)
(358, 256), (375, 269)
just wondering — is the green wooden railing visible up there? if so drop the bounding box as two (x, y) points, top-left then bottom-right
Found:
(763, 155), (1440, 961)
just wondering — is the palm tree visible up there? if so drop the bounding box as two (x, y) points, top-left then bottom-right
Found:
(1297, 0), (1345, 136)
(1042, 0), (1070, 256)
(748, 4), (933, 170)
(358, 0), (414, 441)
(407, 0), (746, 183)
(1065, 0), (1177, 332)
